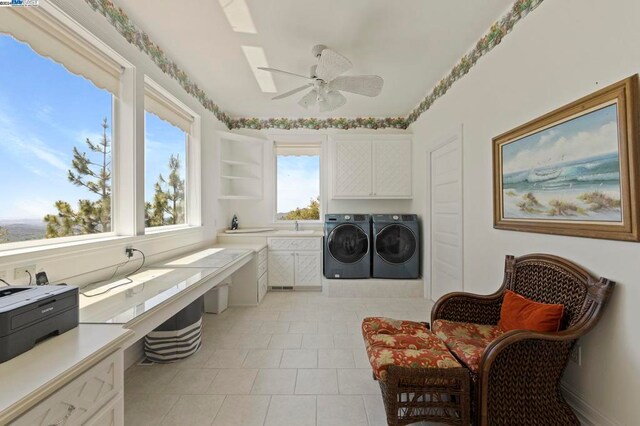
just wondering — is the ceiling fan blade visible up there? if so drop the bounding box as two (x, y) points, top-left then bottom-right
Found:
(315, 48), (352, 82)
(329, 75), (384, 97)
(318, 90), (347, 112)
(272, 84), (313, 100)
(298, 89), (318, 109)
(258, 67), (311, 80)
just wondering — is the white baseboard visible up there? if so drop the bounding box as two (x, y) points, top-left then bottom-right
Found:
(561, 383), (621, 426)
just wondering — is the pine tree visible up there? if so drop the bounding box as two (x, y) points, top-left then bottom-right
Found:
(145, 154), (185, 226)
(44, 118), (111, 237)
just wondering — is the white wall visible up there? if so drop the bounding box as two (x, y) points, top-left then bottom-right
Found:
(0, 0), (228, 285)
(410, 0), (639, 424)
(225, 129), (413, 229)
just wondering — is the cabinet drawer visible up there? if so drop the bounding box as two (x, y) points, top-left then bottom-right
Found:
(268, 238), (321, 251)
(83, 394), (123, 426)
(12, 351), (123, 426)
(257, 259), (267, 277)
(257, 248), (267, 264)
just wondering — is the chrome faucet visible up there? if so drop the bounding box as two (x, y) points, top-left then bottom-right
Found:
(294, 220), (299, 231)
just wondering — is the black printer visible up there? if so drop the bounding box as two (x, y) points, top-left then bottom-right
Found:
(0, 285), (78, 363)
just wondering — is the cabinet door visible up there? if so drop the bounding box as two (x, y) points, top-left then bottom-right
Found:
(268, 251), (295, 286)
(333, 139), (373, 197)
(373, 138), (412, 197)
(294, 252), (322, 287)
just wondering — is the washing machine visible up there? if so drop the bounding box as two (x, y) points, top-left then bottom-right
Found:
(324, 214), (371, 279)
(372, 214), (420, 279)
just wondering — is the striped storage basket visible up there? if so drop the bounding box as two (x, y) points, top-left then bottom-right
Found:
(144, 296), (204, 363)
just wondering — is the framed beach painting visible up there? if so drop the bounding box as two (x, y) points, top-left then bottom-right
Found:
(493, 75), (639, 241)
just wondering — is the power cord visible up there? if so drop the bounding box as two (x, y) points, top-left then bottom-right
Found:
(80, 248), (146, 298)
(25, 270), (32, 286)
(0, 278), (10, 287)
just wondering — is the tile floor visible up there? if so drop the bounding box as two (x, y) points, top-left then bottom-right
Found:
(124, 291), (434, 426)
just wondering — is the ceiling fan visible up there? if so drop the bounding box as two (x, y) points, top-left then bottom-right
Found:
(259, 44), (384, 112)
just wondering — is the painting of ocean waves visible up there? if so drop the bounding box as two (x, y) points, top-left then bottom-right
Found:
(501, 104), (622, 222)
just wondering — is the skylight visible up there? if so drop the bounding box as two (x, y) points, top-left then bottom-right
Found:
(241, 46), (277, 93)
(218, 0), (257, 34)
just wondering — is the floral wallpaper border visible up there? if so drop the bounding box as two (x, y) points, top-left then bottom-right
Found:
(83, 0), (232, 128)
(83, 0), (544, 131)
(405, 0), (544, 125)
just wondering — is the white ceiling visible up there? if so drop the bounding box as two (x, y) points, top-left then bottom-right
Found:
(116, 0), (513, 118)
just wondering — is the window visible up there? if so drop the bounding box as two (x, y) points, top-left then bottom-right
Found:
(275, 144), (321, 221)
(144, 81), (193, 228)
(0, 33), (115, 245)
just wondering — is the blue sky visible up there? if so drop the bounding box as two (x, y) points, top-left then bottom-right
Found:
(277, 155), (319, 213)
(502, 104), (618, 174)
(0, 35), (183, 221)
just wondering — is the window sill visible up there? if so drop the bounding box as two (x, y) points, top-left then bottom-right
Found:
(0, 226), (202, 263)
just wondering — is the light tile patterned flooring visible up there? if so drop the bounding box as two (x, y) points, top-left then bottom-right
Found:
(124, 291), (434, 426)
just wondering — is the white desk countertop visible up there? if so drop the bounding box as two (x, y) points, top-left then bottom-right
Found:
(79, 248), (253, 324)
(0, 324), (132, 424)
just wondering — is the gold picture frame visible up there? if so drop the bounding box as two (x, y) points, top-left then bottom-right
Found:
(493, 75), (639, 241)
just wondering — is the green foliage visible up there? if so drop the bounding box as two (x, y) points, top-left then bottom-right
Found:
(145, 154), (185, 227)
(577, 191), (621, 211)
(281, 197), (320, 221)
(0, 227), (7, 243)
(44, 118), (111, 238)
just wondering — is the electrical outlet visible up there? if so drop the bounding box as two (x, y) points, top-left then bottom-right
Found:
(14, 265), (36, 282)
(569, 344), (582, 366)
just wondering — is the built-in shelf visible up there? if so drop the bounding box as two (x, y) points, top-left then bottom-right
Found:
(218, 131), (264, 200)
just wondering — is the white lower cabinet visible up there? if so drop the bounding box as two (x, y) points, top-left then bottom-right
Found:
(268, 251), (295, 287)
(13, 350), (124, 426)
(294, 252), (323, 287)
(268, 238), (322, 288)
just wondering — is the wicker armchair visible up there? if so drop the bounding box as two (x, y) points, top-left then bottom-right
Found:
(431, 253), (615, 426)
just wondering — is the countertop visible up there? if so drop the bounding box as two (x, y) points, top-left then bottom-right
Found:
(0, 324), (133, 424)
(218, 230), (324, 238)
(79, 248), (252, 324)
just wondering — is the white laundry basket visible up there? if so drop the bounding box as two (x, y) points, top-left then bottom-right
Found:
(205, 282), (229, 314)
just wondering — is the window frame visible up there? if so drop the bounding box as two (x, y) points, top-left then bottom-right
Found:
(0, 3), (203, 256)
(143, 77), (201, 232)
(271, 134), (326, 224)
(0, 3), (127, 253)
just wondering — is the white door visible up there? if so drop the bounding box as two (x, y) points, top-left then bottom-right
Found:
(372, 138), (412, 197)
(332, 139), (373, 197)
(294, 252), (322, 287)
(268, 252), (295, 286)
(429, 132), (463, 301)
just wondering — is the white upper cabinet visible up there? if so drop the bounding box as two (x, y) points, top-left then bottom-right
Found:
(331, 136), (412, 199)
(333, 138), (373, 197)
(372, 138), (412, 197)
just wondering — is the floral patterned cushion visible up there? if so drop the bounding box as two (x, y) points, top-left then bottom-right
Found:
(367, 332), (442, 350)
(367, 346), (461, 380)
(361, 317), (461, 380)
(362, 317), (428, 340)
(432, 319), (505, 373)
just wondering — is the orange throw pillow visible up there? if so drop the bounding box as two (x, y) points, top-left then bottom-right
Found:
(498, 290), (564, 332)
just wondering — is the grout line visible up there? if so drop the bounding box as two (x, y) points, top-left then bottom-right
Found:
(262, 395), (272, 426)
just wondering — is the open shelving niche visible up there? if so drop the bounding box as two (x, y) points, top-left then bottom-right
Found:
(218, 131), (264, 200)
